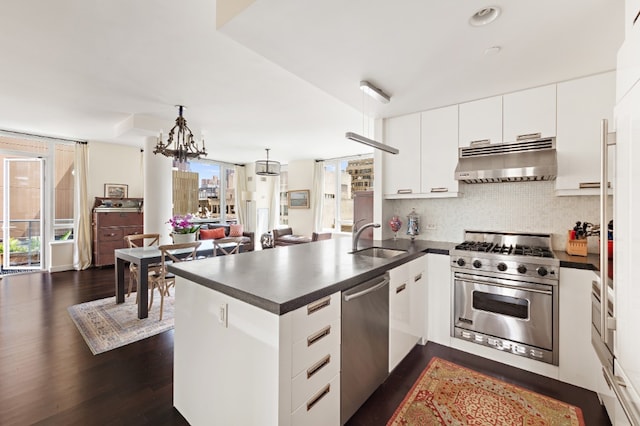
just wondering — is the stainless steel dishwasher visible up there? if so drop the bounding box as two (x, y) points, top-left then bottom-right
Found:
(341, 273), (389, 424)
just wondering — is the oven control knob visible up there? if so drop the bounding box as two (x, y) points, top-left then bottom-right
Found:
(473, 260), (482, 268)
(517, 265), (527, 274)
(497, 262), (507, 272)
(537, 266), (548, 277)
(456, 258), (466, 267)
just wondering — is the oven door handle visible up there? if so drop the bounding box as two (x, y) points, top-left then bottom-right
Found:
(455, 273), (553, 295)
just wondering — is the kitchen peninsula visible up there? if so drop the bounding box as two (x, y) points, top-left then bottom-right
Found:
(168, 236), (451, 426)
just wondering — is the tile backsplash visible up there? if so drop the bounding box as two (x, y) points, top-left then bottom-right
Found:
(383, 181), (610, 253)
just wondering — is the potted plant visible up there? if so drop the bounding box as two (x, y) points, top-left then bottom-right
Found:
(167, 214), (200, 243)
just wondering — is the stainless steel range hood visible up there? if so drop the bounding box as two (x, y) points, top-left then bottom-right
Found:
(454, 137), (557, 183)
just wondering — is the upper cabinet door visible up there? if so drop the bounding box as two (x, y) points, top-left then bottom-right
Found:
(383, 113), (421, 196)
(556, 72), (616, 195)
(421, 105), (459, 196)
(503, 84), (557, 142)
(458, 95), (502, 147)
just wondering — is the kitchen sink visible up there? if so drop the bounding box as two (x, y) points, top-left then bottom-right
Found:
(351, 247), (407, 259)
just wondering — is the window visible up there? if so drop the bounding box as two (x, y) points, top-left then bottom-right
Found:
(279, 168), (288, 225)
(322, 156), (373, 233)
(54, 144), (75, 240)
(188, 160), (236, 223)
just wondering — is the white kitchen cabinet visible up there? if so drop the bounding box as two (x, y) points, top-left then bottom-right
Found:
(503, 84), (556, 142)
(426, 254), (451, 346)
(558, 268), (603, 392)
(420, 105), (460, 196)
(388, 256), (426, 372)
(383, 113), (421, 197)
(555, 72), (616, 195)
(458, 95), (502, 147)
(174, 277), (341, 426)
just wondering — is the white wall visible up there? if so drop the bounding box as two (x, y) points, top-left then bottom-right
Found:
(287, 159), (314, 236)
(88, 141), (144, 201)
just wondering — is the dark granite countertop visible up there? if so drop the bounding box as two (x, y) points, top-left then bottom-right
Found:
(169, 236), (455, 315)
(554, 250), (600, 271)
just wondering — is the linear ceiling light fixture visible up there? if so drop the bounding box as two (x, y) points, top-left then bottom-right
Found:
(255, 148), (281, 176)
(345, 132), (399, 155)
(346, 80), (399, 155)
(359, 80), (390, 104)
(153, 105), (207, 163)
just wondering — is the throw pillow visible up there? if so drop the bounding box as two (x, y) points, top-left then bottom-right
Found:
(229, 224), (244, 237)
(200, 227), (226, 240)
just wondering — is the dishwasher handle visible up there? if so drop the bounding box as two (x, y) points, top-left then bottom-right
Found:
(343, 274), (389, 302)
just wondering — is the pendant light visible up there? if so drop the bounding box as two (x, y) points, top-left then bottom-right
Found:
(255, 148), (281, 176)
(345, 80), (399, 155)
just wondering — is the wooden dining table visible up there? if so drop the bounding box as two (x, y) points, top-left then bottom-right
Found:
(114, 238), (243, 319)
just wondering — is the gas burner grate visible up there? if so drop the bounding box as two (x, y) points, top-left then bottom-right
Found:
(514, 245), (554, 258)
(454, 241), (494, 252)
(491, 244), (514, 255)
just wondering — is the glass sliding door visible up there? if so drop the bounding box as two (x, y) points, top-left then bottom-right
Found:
(2, 157), (44, 270)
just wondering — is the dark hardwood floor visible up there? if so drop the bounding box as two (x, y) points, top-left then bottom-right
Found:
(0, 268), (611, 425)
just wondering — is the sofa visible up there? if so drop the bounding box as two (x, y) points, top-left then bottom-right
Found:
(198, 224), (255, 252)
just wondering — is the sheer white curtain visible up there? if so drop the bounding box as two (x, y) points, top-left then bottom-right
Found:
(312, 160), (325, 232)
(73, 142), (92, 270)
(268, 175), (280, 231)
(235, 165), (247, 227)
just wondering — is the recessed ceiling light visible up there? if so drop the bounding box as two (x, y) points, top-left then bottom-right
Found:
(484, 46), (501, 56)
(469, 6), (501, 27)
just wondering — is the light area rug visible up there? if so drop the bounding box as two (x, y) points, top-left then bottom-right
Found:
(67, 293), (174, 355)
(388, 357), (585, 426)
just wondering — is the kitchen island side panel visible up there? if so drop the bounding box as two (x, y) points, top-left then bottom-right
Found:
(173, 276), (292, 426)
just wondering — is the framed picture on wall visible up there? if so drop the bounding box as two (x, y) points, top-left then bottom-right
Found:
(104, 183), (128, 198)
(288, 189), (310, 209)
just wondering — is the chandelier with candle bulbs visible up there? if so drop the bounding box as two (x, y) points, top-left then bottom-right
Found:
(153, 105), (207, 163)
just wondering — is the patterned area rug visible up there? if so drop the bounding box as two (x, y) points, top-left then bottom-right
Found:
(67, 294), (174, 355)
(388, 357), (585, 426)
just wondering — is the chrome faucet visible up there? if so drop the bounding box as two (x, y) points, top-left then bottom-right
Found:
(352, 220), (381, 252)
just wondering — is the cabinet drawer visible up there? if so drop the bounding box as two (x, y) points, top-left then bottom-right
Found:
(291, 343), (340, 410)
(96, 212), (143, 227)
(123, 226), (144, 237)
(291, 374), (340, 426)
(291, 318), (340, 378)
(97, 227), (124, 242)
(291, 293), (340, 343)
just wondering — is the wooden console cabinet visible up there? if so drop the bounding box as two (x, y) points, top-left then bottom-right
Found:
(92, 198), (144, 267)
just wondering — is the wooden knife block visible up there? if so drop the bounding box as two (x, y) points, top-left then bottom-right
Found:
(566, 231), (588, 256)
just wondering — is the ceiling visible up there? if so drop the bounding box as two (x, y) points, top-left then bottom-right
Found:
(0, 1), (624, 165)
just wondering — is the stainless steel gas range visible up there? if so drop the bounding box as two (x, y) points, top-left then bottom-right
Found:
(450, 230), (560, 365)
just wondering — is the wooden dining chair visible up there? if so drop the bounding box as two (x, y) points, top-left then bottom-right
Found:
(148, 241), (201, 321)
(124, 233), (161, 299)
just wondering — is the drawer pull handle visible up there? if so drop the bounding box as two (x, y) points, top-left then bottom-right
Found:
(306, 384), (330, 411)
(107, 233), (117, 237)
(396, 189), (412, 194)
(307, 355), (331, 379)
(307, 297), (331, 315)
(579, 182), (611, 189)
(470, 139), (490, 147)
(516, 132), (541, 141)
(307, 326), (331, 347)
(430, 187), (448, 193)
(396, 283), (407, 294)
(414, 273), (422, 282)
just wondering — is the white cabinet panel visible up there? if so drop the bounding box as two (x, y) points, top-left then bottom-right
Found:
(291, 374), (340, 426)
(458, 95), (502, 147)
(421, 105), (460, 196)
(383, 113), (421, 196)
(558, 268), (602, 391)
(503, 84), (556, 142)
(617, 11), (640, 101)
(388, 261), (414, 372)
(426, 254), (451, 346)
(389, 256), (426, 372)
(409, 256), (427, 344)
(556, 72), (616, 195)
